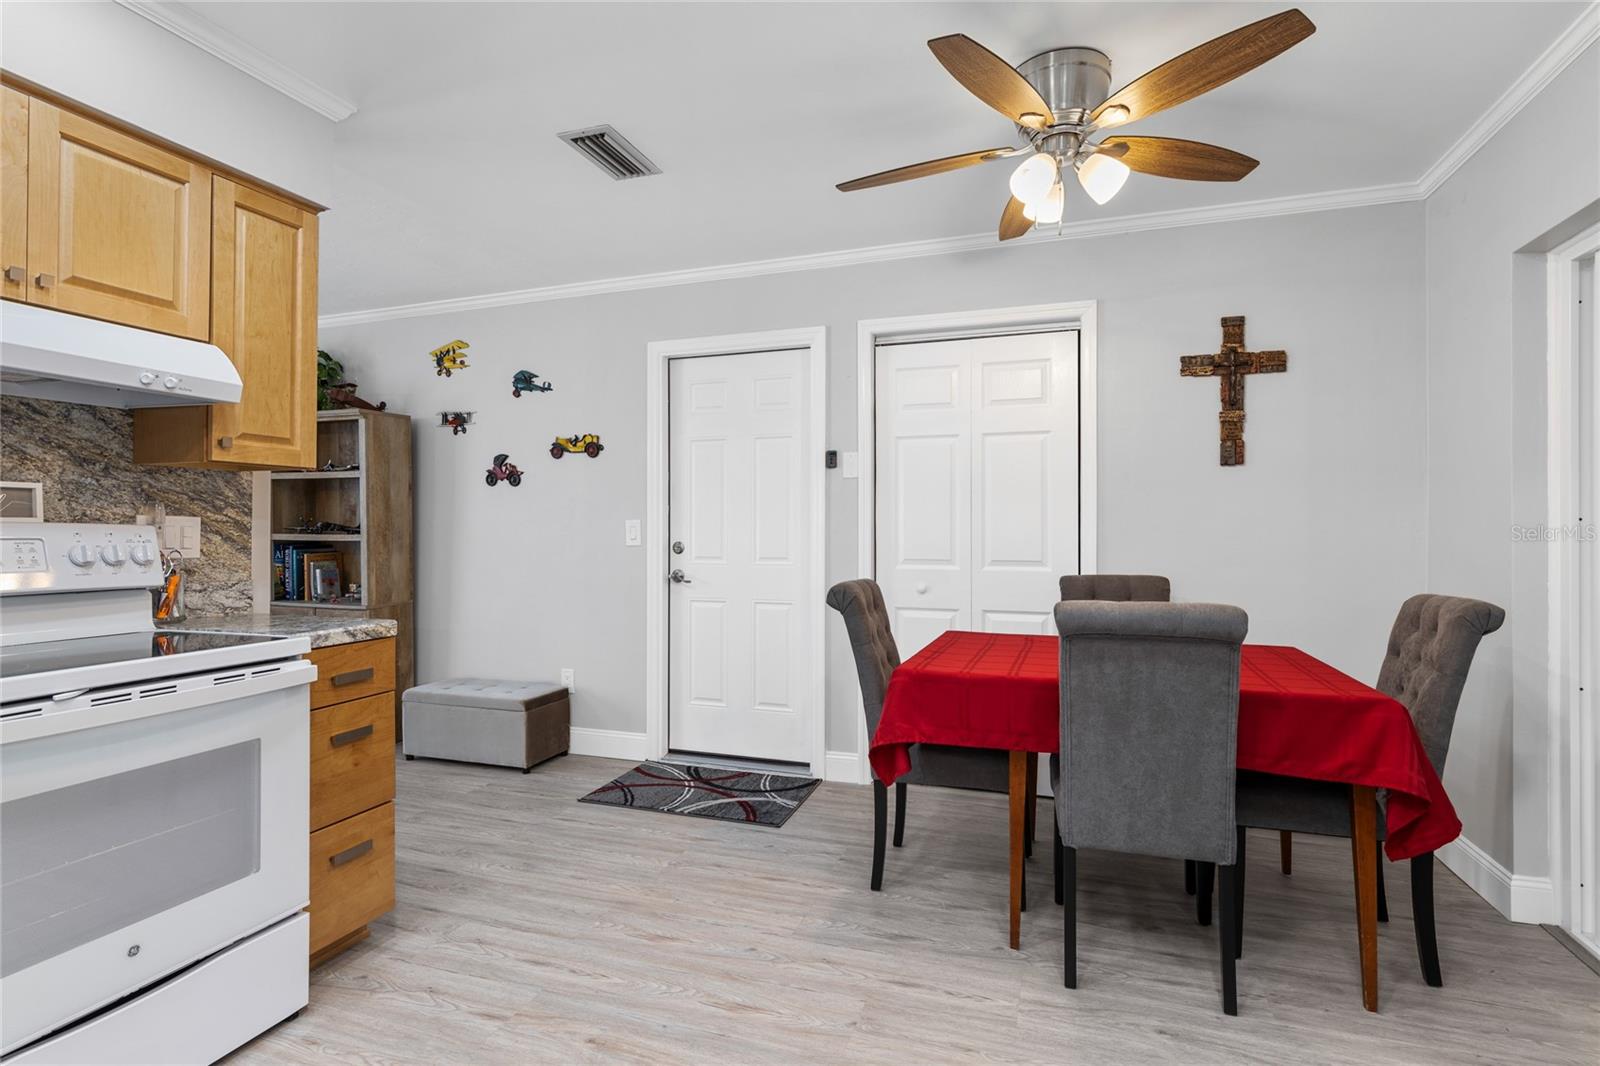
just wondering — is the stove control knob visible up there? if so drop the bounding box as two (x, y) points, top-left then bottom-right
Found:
(129, 543), (156, 567)
(67, 543), (95, 568)
(139, 371), (157, 386)
(99, 544), (127, 568)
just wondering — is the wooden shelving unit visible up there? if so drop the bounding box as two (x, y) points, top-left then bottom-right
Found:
(270, 409), (415, 725)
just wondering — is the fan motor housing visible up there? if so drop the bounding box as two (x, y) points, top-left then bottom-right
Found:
(1017, 47), (1112, 127)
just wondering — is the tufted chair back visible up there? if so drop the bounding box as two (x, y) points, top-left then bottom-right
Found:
(827, 579), (902, 741)
(1060, 574), (1171, 603)
(1376, 594), (1506, 775)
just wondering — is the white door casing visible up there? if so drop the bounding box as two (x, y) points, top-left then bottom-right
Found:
(649, 332), (826, 769)
(876, 330), (1080, 658)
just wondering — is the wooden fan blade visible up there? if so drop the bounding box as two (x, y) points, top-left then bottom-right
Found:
(929, 35), (1055, 129)
(1097, 137), (1258, 181)
(999, 196), (1033, 241)
(837, 147), (1013, 192)
(1089, 9), (1315, 126)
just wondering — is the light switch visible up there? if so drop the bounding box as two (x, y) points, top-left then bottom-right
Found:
(624, 519), (641, 546)
(162, 516), (201, 558)
(841, 451), (860, 479)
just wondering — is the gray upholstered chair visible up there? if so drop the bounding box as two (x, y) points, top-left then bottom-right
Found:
(1052, 574), (1173, 904)
(1054, 600), (1250, 1014)
(826, 579), (1011, 891)
(1234, 593), (1505, 986)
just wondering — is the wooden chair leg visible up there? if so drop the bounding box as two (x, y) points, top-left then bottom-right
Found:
(1376, 839), (1389, 922)
(1184, 858), (1197, 895)
(1279, 830), (1292, 875)
(1196, 861), (1216, 926)
(1234, 827), (1246, 959)
(1412, 851), (1442, 986)
(1062, 845), (1077, 989)
(893, 781), (907, 848)
(1218, 863), (1240, 1016)
(871, 781), (887, 891)
(1053, 810), (1064, 905)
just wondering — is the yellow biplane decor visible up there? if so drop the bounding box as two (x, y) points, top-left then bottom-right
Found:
(430, 339), (471, 377)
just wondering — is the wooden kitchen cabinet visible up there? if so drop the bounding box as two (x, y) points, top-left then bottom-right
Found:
(1, 87), (27, 302)
(21, 98), (212, 339)
(134, 178), (318, 469)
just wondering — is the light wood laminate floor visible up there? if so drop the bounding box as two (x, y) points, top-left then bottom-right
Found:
(234, 754), (1598, 1064)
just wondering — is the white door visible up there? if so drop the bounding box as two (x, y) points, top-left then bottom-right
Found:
(1572, 253), (1598, 958)
(876, 330), (1080, 658)
(668, 349), (812, 764)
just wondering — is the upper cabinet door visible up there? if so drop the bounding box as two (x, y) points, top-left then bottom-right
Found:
(1, 87), (28, 301)
(25, 100), (210, 339)
(209, 177), (318, 468)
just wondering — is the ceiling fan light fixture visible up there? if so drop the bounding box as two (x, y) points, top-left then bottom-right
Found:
(1076, 152), (1130, 205)
(1022, 181), (1065, 225)
(1008, 152), (1058, 206)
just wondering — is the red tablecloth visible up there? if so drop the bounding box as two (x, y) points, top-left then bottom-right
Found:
(869, 632), (1460, 861)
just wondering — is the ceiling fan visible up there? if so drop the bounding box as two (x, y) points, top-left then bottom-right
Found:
(837, 9), (1316, 240)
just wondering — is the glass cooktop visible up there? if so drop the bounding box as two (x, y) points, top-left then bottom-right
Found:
(0, 631), (285, 681)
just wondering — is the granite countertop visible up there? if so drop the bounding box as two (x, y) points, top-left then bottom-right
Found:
(159, 613), (398, 650)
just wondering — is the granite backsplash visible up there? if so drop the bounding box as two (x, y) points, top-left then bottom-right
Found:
(0, 395), (253, 613)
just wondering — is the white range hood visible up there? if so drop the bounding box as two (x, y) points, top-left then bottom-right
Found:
(0, 302), (242, 408)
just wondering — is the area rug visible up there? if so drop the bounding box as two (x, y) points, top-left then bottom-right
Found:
(578, 761), (819, 828)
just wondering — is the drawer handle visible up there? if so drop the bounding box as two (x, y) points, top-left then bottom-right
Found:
(331, 667), (374, 687)
(33, 272), (54, 289)
(330, 723), (374, 747)
(3, 265), (23, 283)
(329, 839), (374, 867)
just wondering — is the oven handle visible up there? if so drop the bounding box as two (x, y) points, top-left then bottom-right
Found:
(1, 658), (316, 744)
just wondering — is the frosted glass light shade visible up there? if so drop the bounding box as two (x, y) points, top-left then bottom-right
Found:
(1076, 153), (1130, 205)
(1022, 181), (1064, 224)
(1008, 153), (1059, 206)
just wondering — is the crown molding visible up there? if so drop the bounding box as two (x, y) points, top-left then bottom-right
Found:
(317, 4), (1599, 330)
(1416, 2), (1599, 197)
(318, 180), (1420, 329)
(114, 1), (356, 122)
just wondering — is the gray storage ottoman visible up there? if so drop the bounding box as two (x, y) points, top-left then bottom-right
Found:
(401, 678), (570, 772)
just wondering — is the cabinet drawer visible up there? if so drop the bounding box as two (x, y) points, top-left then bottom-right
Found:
(311, 692), (395, 831)
(308, 801), (395, 956)
(308, 637), (394, 709)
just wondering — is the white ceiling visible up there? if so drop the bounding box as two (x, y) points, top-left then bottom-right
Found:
(180, 1), (1588, 316)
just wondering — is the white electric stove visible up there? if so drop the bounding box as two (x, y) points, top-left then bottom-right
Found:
(0, 522), (314, 1064)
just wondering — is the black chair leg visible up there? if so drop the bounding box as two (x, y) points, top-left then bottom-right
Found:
(1063, 845), (1077, 989)
(1196, 861), (1216, 926)
(1184, 858), (1197, 896)
(1218, 863), (1239, 1016)
(1053, 810), (1064, 906)
(871, 781), (887, 891)
(1412, 851), (1442, 986)
(893, 781), (907, 848)
(1234, 827), (1246, 959)
(1376, 839), (1389, 922)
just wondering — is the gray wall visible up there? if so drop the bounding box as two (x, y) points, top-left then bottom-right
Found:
(1423, 42), (1600, 874)
(322, 202), (1428, 765)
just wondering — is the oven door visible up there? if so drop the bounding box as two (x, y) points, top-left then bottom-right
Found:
(0, 659), (313, 1055)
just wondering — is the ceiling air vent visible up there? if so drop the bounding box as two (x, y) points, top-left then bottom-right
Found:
(558, 125), (661, 181)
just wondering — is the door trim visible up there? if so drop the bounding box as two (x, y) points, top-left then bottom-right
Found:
(853, 301), (1099, 783)
(644, 326), (829, 777)
(1547, 223), (1599, 945)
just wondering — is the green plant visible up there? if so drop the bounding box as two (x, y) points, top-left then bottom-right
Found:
(316, 349), (344, 410)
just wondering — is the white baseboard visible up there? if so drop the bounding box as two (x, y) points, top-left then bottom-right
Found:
(568, 727), (652, 762)
(824, 749), (866, 784)
(1438, 835), (1556, 924)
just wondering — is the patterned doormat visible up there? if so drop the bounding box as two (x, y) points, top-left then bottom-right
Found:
(578, 761), (820, 828)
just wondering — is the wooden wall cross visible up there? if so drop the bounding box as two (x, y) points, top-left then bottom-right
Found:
(1180, 316), (1288, 466)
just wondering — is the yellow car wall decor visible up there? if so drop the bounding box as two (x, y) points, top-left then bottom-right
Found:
(550, 433), (603, 459)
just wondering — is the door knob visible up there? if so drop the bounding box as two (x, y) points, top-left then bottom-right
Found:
(3, 266), (23, 283)
(33, 272), (54, 289)
(916, 583), (929, 594)
(669, 569), (692, 584)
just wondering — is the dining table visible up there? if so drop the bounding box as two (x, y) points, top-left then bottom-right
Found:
(869, 630), (1463, 1014)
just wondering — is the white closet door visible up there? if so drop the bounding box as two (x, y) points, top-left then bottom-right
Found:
(668, 349), (811, 764)
(876, 331), (1079, 658)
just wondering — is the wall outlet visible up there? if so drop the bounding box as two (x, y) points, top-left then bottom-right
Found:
(624, 519), (641, 546)
(841, 451), (860, 479)
(560, 667), (575, 692)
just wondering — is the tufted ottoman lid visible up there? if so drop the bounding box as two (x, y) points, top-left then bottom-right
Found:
(403, 678), (568, 711)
